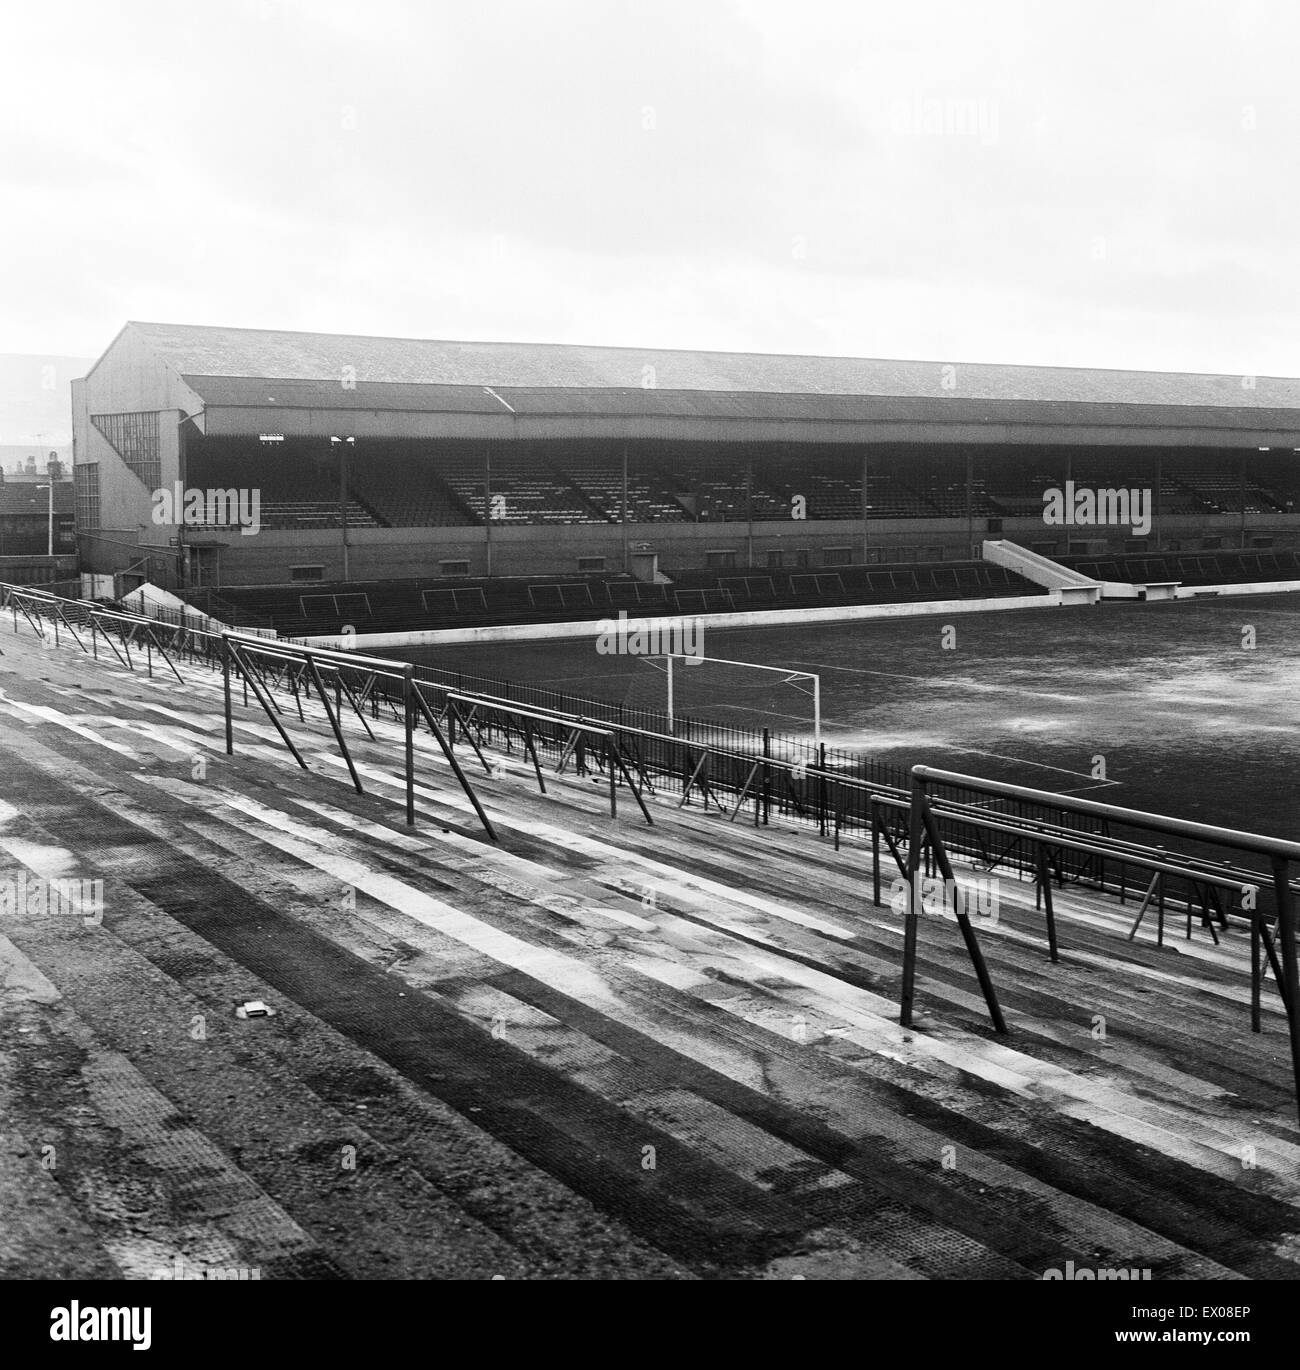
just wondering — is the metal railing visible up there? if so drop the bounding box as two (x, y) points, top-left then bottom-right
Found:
(6, 580), (1300, 1125)
(218, 631), (497, 841)
(6, 578), (1290, 918)
(0, 584), (496, 840)
(3, 579), (1292, 896)
(890, 766), (1300, 1128)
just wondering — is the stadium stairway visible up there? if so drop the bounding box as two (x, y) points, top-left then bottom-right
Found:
(982, 540), (1105, 601)
(2, 624), (1300, 1278)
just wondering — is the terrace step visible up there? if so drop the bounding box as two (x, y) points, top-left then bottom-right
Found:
(2, 620), (1299, 1277)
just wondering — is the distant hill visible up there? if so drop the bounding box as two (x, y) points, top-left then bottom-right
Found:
(0, 353), (95, 447)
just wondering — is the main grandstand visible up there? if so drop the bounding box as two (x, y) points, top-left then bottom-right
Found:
(70, 323), (1300, 635)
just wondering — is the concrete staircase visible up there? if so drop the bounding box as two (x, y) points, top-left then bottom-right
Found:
(983, 540), (1187, 602)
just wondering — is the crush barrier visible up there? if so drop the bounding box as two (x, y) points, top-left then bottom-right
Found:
(6, 580), (1300, 1125)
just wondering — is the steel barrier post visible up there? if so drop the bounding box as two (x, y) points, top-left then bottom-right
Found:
(228, 640), (308, 770)
(403, 667), (416, 826)
(522, 720), (546, 794)
(818, 743), (827, 837)
(610, 742), (652, 825)
(871, 802), (882, 907)
(917, 801), (1007, 1033)
(409, 685), (497, 842)
(1035, 841), (1060, 962)
(222, 635), (233, 755)
(305, 654), (363, 794)
(900, 772), (926, 1027)
(1272, 857), (1300, 1129)
(1251, 902), (1262, 1033)
(762, 729), (771, 826)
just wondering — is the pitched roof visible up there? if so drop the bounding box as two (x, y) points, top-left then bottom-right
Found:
(177, 374), (1297, 433)
(0, 482), (74, 515)
(128, 321), (1300, 411)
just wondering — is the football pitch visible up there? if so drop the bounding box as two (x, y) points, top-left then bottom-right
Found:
(400, 592), (1300, 841)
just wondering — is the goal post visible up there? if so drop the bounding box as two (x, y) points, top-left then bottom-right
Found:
(645, 653), (821, 747)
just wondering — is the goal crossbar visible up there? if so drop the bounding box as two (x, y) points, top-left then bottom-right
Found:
(641, 653), (821, 747)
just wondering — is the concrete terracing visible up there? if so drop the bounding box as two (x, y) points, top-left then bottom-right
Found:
(2, 620), (1300, 1279)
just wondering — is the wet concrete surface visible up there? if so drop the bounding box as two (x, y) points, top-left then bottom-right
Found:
(2, 615), (1300, 1279)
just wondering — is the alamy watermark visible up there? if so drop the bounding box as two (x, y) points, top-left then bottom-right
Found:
(150, 1256), (261, 1280)
(50, 1303), (151, 1349)
(888, 875), (1000, 924)
(874, 95), (1000, 145)
(151, 482), (261, 536)
(1042, 481), (1151, 536)
(595, 610), (704, 661)
(1042, 1260), (1152, 1281)
(0, 873), (103, 925)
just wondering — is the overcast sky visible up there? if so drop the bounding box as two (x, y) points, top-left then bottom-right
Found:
(2, 0), (1297, 376)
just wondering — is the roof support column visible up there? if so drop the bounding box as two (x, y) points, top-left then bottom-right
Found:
(965, 447), (974, 558)
(1063, 448), (1073, 554)
(177, 412), (189, 591)
(483, 444), (492, 577)
(860, 448), (869, 565)
(339, 437), (350, 582)
(745, 450), (754, 569)
(1153, 449), (1162, 551)
(1239, 450), (1247, 550)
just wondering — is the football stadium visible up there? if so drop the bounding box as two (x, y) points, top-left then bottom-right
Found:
(4, 321), (1300, 1284)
